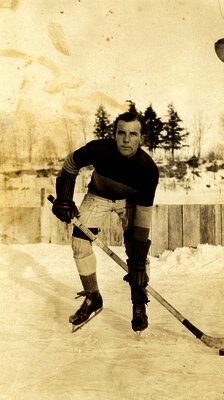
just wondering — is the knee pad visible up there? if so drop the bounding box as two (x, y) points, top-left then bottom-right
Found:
(72, 227), (99, 259)
(72, 236), (93, 260)
(75, 253), (97, 276)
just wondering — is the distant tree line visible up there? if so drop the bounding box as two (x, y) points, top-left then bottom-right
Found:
(93, 100), (189, 161)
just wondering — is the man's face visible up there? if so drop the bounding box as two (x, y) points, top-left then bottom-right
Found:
(115, 119), (143, 158)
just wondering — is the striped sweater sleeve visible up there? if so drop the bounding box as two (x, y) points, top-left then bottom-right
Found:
(61, 153), (79, 177)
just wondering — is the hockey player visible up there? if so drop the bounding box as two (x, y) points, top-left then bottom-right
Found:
(52, 111), (159, 332)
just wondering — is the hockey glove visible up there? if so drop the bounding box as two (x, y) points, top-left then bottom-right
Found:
(52, 199), (79, 223)
(52, 171), (78, 223)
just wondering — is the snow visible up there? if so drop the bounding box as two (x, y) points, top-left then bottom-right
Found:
(154, 163), (224, 205)
(0, 242), (224, 400)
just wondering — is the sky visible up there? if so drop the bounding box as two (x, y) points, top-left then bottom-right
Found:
(0, 0), (224, 150)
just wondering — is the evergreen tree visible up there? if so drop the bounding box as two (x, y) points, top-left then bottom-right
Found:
(143, 104), (164, 151)
(93, 105), (113, 139)
(161, 103), (189, 160)
(126, 100), (138, 113)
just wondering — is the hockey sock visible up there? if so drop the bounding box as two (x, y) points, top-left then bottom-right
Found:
(80, 272), (99, 294)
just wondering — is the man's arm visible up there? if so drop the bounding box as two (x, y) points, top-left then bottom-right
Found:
(61, 152), (80, 177)
(52, 153), (80, 223)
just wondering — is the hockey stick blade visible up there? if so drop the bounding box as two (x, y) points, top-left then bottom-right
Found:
(48, 195), (224, 348)
(181, 318), (224, 348)
(200, 334), (224, 349)
(147, 285), (224, 349)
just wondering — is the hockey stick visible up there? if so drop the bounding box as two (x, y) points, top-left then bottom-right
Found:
(48, 194), (224, 349)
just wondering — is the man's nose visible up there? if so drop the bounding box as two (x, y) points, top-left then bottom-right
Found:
(123, 133), (130, 142)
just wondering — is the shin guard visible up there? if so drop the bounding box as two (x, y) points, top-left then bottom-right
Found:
(124, 238), (151, 304)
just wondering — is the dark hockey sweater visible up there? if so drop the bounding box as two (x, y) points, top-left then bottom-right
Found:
(63, 139), (159, 207)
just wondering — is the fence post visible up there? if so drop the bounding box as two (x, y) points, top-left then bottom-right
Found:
(40, 188), (46, 206)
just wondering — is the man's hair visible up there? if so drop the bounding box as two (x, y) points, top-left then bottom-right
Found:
(113, 112), (147, 136)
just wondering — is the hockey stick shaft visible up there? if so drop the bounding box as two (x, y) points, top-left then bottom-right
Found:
(48, 195), (224, 348)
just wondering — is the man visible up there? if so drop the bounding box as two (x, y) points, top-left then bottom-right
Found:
(52, 111), (159, 332)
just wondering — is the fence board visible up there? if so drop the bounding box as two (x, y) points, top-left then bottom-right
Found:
(220, 204), (224, 246)
(0, 208), (15, 243)
(168, 205), (183, 250)
(151, 205), (169, 256)
(13, 208), (41, 243)
(40, 204), (72, 244)
(40, 206), (51, 243)
(50, 216), (72, 244)
(214, 204), (222, 245)
(0, 207), (41, 243)
(222, 205), (224, 246)
(0, 205), (223, 254)
(200, 205), (214, 244)
(183, 205), (200, 247)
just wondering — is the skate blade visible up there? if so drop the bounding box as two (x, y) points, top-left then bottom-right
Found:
(134, 327), (149, 338)
(135, 331), (143, 339)
(70, 308), (103, 333)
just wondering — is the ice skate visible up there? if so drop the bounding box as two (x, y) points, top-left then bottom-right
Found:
(131, 303), (148, 332)
(69, 291), (103, 326)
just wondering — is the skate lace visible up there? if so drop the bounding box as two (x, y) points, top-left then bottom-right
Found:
(77, 297), (92, 317)
(75, 291), (86, 299)
(134, 304), (145, 317)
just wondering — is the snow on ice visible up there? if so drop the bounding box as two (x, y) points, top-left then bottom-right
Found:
(0, 242), (223, 400)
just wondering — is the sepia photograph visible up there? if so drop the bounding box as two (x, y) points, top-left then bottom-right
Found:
(0, 1), (224, 399)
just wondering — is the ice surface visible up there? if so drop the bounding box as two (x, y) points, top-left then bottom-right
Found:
(0, 243), (224, 399)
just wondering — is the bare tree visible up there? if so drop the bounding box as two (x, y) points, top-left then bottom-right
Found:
(63, 116), (73, 153)
(17, 111), (37, 164)
(41, 137), (58, 163)
(192, 112), (212, 160)
(27, 117), (36, 163)
(219, 112), (224, 136)
(0, 122), (6, 165)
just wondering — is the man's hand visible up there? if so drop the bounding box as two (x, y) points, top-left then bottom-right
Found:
(52, 199), (79, 223)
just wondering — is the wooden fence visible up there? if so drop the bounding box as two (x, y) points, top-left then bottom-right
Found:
(0, 204), (223, 256)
